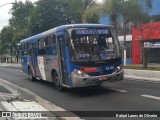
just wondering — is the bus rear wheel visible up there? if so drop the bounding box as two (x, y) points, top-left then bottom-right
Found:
(53, 72), (64, 91)
(28, 68), (36, 82)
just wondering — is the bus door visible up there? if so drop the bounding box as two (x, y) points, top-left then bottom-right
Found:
(30, 42), (38, 77)
(57, 35), (68, 85)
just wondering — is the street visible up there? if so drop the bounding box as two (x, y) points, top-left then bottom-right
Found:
(0, 65), (160, 119)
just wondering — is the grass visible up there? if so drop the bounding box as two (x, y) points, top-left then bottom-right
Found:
(123, 65), (160, 71)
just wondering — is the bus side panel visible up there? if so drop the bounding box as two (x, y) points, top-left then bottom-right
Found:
(37, 56), (47, 80)
(43, 55), (52, 82)
(42, 44), (59, 82)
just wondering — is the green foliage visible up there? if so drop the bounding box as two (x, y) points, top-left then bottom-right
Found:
(83, 5), (101, 23)
(0, 26), (13, 55)
(103, 0), (122, 31)
(0, 0), (98, 43)
(0, 0), (99, 57)
(0, 26), (13, 44)
(9, 0), (34, 41)
(28, 0), (98, 35)
(28, 0), (66, 35)
(151, 15), (160, 22)
(59, 0), (84, 23)
(9, 0), (33, 29)
(102, 0), (152, 34)
(120, 0), (150, 24)
(0, 26), (14, 54)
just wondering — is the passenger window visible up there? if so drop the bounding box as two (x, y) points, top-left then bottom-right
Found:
(23, 43), (29, 55)
(38, 38), (45, 55)
(21, 44), (24, 56)
(46, 34), (57, 55)
(48, 34), (56, 45)
(45, 37), (49, 46)
(53, 34), (56, 45)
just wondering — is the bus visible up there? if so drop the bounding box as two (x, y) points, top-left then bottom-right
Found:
(20, 24), (123, 90)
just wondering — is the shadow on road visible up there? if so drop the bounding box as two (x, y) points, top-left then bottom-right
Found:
(68, 86), (118, 97)
(33, 80), (118, 97)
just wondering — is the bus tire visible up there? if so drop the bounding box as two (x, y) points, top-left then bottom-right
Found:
(28, 68), (36, 82)
(53, 72), (64, 91)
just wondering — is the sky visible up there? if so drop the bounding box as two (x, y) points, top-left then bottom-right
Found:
(0, 0), (38, 31)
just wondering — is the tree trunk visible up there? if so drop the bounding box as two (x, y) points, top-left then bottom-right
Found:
(11, 49), (13, 63)
(143, 48), (148, 68)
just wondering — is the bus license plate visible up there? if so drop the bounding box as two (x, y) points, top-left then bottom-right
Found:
(99, 76), (107, 80)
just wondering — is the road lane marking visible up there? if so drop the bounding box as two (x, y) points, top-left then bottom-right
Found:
(141, 94), (160, 101)
(110, 88), (127, 93)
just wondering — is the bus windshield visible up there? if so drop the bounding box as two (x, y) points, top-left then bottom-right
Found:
(69, 28), (120, 62)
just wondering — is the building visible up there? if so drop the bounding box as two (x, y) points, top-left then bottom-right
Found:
(99, 0), (160, 65)
(132, 22), (160, 64)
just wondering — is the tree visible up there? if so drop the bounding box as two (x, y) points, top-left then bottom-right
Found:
(28, 0), (97, 35)
(28, 0), (67, 35)
(151, 15), (160, 22)
(0, 26), (14, 62)
(9, 0), (34, 42)
(0, 26), (14, 54)
(83, 4), (101, 23)
(102, 0), (152, 65)
(0, 0), (100, 62)
(102, 0), (122, 33)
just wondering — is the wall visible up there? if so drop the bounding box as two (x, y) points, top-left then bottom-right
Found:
(132, 22), (160, 64)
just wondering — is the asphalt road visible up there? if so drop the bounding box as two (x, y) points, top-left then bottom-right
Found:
(0, 65), (160, 119)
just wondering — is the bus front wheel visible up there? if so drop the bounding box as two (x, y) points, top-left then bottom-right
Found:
(53, 72), (64, 91)
(28, 68), (36, 82)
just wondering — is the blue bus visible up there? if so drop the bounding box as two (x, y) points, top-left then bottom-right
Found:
(20, 24), (123, 90)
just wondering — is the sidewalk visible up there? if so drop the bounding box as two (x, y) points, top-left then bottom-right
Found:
(0, 78), (55, 119)
(0, 78), (80, 120)
(124, 63), (160, 82)
(0, 63), (21, 68)
(124, 69), (160, 82)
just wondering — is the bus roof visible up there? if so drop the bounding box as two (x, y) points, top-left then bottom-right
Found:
(20, 24), (114, 44)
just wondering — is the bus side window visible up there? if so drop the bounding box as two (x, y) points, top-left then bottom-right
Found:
(45, 37), (49, 47)
(28, 44), (32, 56)
(38, 38), (45, 55)
(52, 34), (57, 55)
(52, 34), (56, 45)
(21, 44), (24, 56)
(46, 34), (57, 55)
(24, 43), (29, 55)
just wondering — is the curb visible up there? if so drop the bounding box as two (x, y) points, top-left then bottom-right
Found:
(124, 69), (160, 81)
(125, 75), (160, 82)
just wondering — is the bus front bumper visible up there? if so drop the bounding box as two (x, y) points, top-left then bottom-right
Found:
(71, 70), (124, 88)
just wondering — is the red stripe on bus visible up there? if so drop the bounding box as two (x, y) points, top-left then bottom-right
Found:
(81, 67), (97, 73)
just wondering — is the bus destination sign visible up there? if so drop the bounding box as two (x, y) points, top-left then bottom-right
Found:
(75, 29), (109, 35)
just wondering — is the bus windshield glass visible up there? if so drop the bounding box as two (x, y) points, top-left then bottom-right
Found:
(69, 28), (120, 62)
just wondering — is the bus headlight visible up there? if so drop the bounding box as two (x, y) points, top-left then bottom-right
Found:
(115, 65), (122, 73)
(74, 69), (89, 77)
